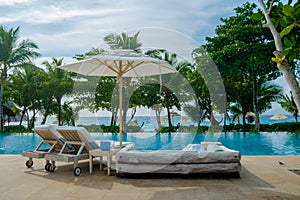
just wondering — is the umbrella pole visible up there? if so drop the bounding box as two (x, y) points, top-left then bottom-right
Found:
(119, 75), (123, 149)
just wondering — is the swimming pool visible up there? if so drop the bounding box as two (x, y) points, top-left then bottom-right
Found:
(1, 132), (300, 155)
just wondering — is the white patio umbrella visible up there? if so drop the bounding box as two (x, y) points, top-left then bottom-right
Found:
(59, 49), (177, 148)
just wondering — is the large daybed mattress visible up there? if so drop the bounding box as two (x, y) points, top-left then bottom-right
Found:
(115, 142), (241, 176)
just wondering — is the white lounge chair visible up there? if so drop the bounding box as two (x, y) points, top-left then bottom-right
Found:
(43, 126), (100, 176)
(21, 125), (68, 169)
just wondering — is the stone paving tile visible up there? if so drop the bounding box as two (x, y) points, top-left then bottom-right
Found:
(0, 155), (299, 200)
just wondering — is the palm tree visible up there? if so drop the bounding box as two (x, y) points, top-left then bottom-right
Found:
(255, 83), (282, 130)
(145, 49), (180, 127)
(228, 82), (282, 127)
(279, 92), (298, 122)
(104, 32), (142, 126)
(42, 58), (74, 126)
(104, 32), (142, 51)
(9, 64), (45, 128)
(0, 26), (40, 130)
(257, 83), (282, 114)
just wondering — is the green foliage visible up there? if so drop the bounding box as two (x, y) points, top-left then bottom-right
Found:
(233, 124), (255, 132)
(104, 32), (142, 51)
(265, 122), (300, 133)
(9, 64), (46, 128)
(158, 125), (209, 133)
(223, 123), (235, 132)
(257, 83), (283, 113)
(42, 58), (75, 126)
(0, 26), (40, 66)
(144, 49), (184, 126)
(124, 125), (142, 132)
(100, 125), (119, 133)
(180, 58), (210, 126)
(253, 1), (300, 61)
(94, 77), (117, 111)
(81, 125), (119, 133)
(158, 126), (177, 133)
(0, 26), (40, 129)
(83, 124), (141, 133)
(60, 102), (78, 126)
(197, 126), (209, 132)
(3, 125), (29, 133)
(223, 122), (300, 133)
(202, 3), (281, 123)
(279, 92), (298, 121)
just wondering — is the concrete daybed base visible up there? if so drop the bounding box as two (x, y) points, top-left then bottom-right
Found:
(116, 142), (241, 176)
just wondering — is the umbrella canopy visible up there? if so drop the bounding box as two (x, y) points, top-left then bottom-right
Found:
(59, 49), (177, 148)
(60, 50), (175, 77)
(270, 114), (288, 120)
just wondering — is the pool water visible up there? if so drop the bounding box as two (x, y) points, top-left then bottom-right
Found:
(1, 132), (300, 155)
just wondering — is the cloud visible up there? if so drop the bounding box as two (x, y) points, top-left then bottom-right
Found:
(1, 0), (255, 58)
(0, 4), (126, 24)
(0, 17), (14, 23)
(0, 0), (33, 6)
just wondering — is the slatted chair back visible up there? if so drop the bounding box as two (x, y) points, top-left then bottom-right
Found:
(56, 128), (91, 154)
(34, 126), (64, 152)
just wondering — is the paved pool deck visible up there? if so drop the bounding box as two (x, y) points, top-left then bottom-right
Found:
(0, 155), (299, 200)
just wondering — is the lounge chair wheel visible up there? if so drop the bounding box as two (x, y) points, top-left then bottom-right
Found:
(26, 160), (33, 168)
(45, 163), (51, 171)
(74, 167), (81, 176)
(48, 163), (55, 172)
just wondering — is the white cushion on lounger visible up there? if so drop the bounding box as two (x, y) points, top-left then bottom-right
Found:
(182, 144), (205, 152)
(207, 143), (224, 152)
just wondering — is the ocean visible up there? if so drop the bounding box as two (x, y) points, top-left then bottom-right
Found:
(9, 114), (295, 131)
(70, 114), (296, 131)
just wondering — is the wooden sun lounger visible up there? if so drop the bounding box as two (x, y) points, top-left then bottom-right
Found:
(21, 125), (65, 169)
(44, 126), (99, 176)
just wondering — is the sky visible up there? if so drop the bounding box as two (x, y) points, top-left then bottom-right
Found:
(0, 0), (290, 116)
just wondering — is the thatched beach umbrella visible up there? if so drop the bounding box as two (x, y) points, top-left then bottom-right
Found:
(270, 114), (288, 120)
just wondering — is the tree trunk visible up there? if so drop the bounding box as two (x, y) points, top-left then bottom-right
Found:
(29, 101), (36, 129)
(236, 116), (240, 124)
(154, 105), (162, 128)
(0, 65), (7, 131)
(210, 112), (220, 126)
(156, 111), (162, 128)
(112, 107), (118, 126)
(26, 110), (30, 129)
(41, 108), (50, 125)
(128, 107), (136, 124)
(122, 78), (130, 127)
(57, 98), (62, 126)
(278, 61), (300, 112)
(110, 108), (115, 126)
(242, 113), (246, 125)
(167, 107), (172, 127)
(259, 0), (300, 113)
(165, 88), (173, 127)
(19, 108), (26, 126)
(30, 111), (36, 129)
(252, 69), (260, 131)
(41, 99), (52, 124)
